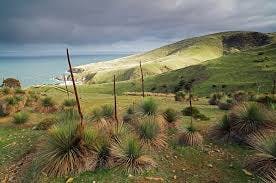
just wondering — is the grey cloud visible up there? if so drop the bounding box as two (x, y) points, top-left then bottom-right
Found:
(0, 0), (276, 52)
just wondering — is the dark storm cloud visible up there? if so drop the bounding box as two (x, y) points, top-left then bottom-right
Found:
(0, 0), (276, 52)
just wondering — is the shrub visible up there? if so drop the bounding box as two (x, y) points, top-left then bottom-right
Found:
(137, 116), (167, 149)
(208, 93), (223, 105)
(163, 108), (178, 123)
(41, 97), (54, 107)
(181, 106), (209, 121)
(229, 103), (276, 139)
(92, 133), (112, 168)
(111, 136), (156, 173)
(62, 99), (77, 107)
(140, 98), (158, 115)
(246, 133), (276, 182)
(208, 114), (232, 143)
(35, 117), (58, 130)
(217, 97), (234, 110)
(177, 125), (203, 146)
(38, 122), (93, 176)
(175, 91), (185, 102)
(12, 112), (29, 124)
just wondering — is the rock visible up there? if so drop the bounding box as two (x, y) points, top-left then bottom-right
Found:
(165, 155), (170, 159)
(182, 168), (186, 171)
(172, 170), (175, 173)
(128, 174), (133, 178)
(207, 164), (213, 168)
(174, 156), (178, 159)
(145, 177), (164, 182)
(242, 169), (253, 176)
(173, 175), (177, 180)
(66, 177), (74, 183)
(92, 181), (96, 183)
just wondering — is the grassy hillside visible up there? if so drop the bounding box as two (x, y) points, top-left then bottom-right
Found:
(67, 39), (276, 96)
(77, 31), (273, 84)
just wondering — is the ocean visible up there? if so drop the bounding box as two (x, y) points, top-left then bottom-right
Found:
(0, 54), (129, 87)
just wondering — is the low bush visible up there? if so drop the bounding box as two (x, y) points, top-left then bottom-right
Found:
(15, 88), (25, 94)
(217, 97), (234, 110)
(35, 117), (58, 130)
(233, 90), (248, 102)
(208, 93), (224, 105)
(5, 96), (18, 106)
(182, 106), (209, 120)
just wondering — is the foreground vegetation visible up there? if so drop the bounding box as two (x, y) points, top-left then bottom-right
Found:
(1, 85), (275, 182)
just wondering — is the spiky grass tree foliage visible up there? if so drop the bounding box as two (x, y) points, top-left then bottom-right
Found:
(123, 106), (136, 123)
(62, 98), (77, 107)
(111, 136), (157, 173)
(229, 103), (276, 138)
(208, 114), (232, 143)
(2, 87), (11, 95)
(39, 121), (94, 176)
(139, 98), (158, 116)
(12, 112), (29, 124)
(15, 88), (25, 94)
(163, 108), (178, 123)
(101, 104), (114, 118)
(246, 132), (276, 182)
(136, 116), (167, 149)
(177, 125), (203, 147)
(58, 108), (80, 122)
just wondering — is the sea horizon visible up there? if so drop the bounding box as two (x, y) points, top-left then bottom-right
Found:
(0, 53), (131, 87)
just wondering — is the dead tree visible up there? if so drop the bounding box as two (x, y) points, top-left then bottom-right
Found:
(66, 48), (83, 125)
(139, 61), (145, 98)
(113, 75), (118, 125)
(63, 74), (69, 99)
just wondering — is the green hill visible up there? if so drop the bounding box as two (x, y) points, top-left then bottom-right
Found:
(73, 32), (276, 96)
(77, 31), (273, 84)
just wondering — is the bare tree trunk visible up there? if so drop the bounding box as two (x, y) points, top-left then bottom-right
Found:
(140, 61), (145, 98)
(113, 75), (118, 126)
(63, 74), (69, 99)
(66, 49), (83, 125)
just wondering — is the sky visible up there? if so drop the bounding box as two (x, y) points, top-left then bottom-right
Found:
(0, 0), (276, 56)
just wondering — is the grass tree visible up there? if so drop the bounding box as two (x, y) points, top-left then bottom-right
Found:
(229, 102), (276, 139)
(136, 116), (167, 149)
(177, 79), (204, 146)
(111, 135), (157, 173)
(208, 114), (232, 143)
(163, 108), (178, 123)
(139, 97), (158, 116)
(246, 132), (276, 182)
